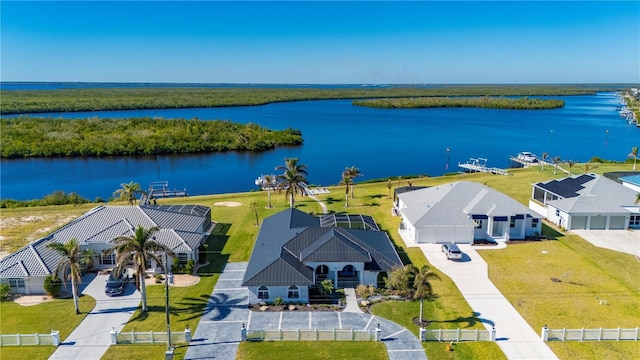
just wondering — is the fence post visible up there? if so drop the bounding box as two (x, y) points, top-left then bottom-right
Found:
(297, 328), (300, 340)
(562, 328), (566, 341)
(241, 323), (247, 342)
(333, 328), (336, 341)
(185, 327), (191, 343)
(636, 327), (639, 341)
(150, 330), (154, 343)
(35, 333), (40, 345)
(580, 328), (584, 341)
(419, 327), (426, 341)
(17, 334), (21, 346)
(541, 325), (549, 341)
(457, 328), (461, 342)
(108, 327), (117, 345)
(491, 326), (496, 341)
(375, 324), (381, 341)
(52, 330), (61, 346)
(617, 327), (621, 341)
(438, 329), (442, 342)
(315, 328), (318, 341)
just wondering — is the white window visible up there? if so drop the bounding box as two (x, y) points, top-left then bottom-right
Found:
(100, 252), (115, 265)
(258, 286), (269, 299)
(288, 286), (299, 299)
(8, 278), (25, 288)
(631, 215), (640, 226)
(510, 218), (516, 228)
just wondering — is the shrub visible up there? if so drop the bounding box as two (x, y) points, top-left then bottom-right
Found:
(44, 275), (62, 297)
(274, 296), (284, 305)
(155, 274), (164, 284)
(185, 259), (195, 274)
(0, 283), (10, 301)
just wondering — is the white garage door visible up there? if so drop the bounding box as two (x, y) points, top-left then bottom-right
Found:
(418, 227), (472, 244)
(608, 216), (626, 230)
(589, 216), (606, 230)
(570, 216), (587, 230)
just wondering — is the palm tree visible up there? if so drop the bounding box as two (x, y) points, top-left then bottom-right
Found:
(275, 158), (308, 208)
(47, 239), (96, 314)
(412, 265), (441, 326)
(109, 225), (173, 312)
(113, 181), (146, 205)
(566, 160), (576, 176)
(541, 151), (549, 171)
(262, 174), (275, 208)
(551, 156), (562, 175)
(250, 201), (259, 226)
(386, 179), (393, 199)
(339, 175), (352, 207)
(583, 162), (598, 173)
(628, 147), (638, 170)
(343, 166), (362, 199)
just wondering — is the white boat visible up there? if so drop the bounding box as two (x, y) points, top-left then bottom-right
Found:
(516, 152), (538, 163)
(255, 174), (277, 188)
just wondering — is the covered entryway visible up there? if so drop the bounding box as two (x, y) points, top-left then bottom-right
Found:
(337, 265), (359, 288)
(315, 265), (329, 286)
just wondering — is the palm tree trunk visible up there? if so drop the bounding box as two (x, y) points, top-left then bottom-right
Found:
(289, 192), (294, 208)
(419, 297), (424, 324)
(634, 158), (637, 171)
(345, 193), (349, 207)
(350, 184), (355, 199)
(72, 278), (80, 314)
(267, 188), (272, 208)
(140, 272), (148, 312)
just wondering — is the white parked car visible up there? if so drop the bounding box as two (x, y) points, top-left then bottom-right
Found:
(441, 242), (463, 260)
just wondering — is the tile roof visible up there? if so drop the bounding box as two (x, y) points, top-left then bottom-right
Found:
(0, 205), (211, 279)
(242, 208), (402, 287)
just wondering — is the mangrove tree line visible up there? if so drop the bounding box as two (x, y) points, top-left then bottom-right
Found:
(0, 117), (303, 158)
(0, 85), (609, 114)
(352, 96), (564, 109)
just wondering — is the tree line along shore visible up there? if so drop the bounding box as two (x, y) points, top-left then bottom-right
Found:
(353, 96), (564, 109)
(0, 117), (303, 158)
(0, 85), (614, 114)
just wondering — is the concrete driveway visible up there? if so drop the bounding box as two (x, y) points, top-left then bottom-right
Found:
(570, 230), (639, 256)
(419, 244), (558, 360)
(49, 272), (141, 360)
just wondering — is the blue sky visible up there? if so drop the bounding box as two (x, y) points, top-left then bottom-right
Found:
(1, 1), (639, 84)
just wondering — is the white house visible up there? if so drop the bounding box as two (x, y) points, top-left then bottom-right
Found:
(396, 181), (541, 244)
(0, 205), (213, 295)
(242, 209), (402, 304)
(529, 174), (640, 230)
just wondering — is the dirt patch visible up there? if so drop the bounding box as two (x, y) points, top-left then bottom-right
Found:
(12, 294), (54, 306)
(148, 274), (201, 287)
(214, 201), (242, 207)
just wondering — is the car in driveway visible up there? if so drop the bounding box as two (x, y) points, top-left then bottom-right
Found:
(441, 242), (463, 260)
(105, 269), (128, 296)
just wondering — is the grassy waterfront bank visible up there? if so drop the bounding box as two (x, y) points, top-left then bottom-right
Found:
(1, 163), (638, 360)
(0, 85), (612, 115)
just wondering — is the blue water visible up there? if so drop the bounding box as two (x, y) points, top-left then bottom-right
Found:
(1, 92), (637, 201)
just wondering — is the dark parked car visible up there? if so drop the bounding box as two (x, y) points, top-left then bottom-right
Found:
(105, 269), (128, 296)
(441, 242), (463, 260)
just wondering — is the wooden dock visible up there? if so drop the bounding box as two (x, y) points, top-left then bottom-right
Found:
(458, 158), (509, 176)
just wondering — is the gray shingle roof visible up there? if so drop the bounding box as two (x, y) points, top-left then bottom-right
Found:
(0, 205), (211, 279)
(242, 208), (402, 287)
(398, 181), (537, 227)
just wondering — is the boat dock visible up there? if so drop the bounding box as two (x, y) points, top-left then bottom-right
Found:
(458, 157), (509, 176)
(140, 181), (188, 205)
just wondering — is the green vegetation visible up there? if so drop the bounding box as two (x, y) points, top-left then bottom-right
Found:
(236, 341), (389, 360)
(0, 295), (96, 359)
(0, 190), (93, 208)
(2, 162), (638, 360)
(0, 86), (611, 115)
(353, 96), (564, 109)
(0, 117), (303, 158)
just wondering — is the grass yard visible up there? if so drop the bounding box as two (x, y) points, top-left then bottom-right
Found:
(236, 341), (389, 360)
(2, 161), (637, 360)
(0, 295), (96, 359)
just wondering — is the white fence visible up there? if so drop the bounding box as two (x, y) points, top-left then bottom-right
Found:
(113, 328), (190, 345)
(421, 328), (494, 342)
(246, 329), (374, 342)
(0, 332), (58, 346)
(543, 327), (640, 341)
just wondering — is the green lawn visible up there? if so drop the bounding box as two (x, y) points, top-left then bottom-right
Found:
(236, 341), (389, 360)
(2, 162), (638, 360)
(0, 295), (96, 359)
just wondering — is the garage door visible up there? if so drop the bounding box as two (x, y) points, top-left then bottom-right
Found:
(608, 216), (626, 230)
(589, 216), (606, 230)
(570, 216), (587, 230)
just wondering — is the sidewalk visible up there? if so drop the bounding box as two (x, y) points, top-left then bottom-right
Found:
(419, 244), (558, 360)
(49, 273), (141, 360)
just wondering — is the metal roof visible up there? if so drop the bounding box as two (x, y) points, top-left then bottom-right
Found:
(0, 205), (211, 279)
(242, 208), (402, 287)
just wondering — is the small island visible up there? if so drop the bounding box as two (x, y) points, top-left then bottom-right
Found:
(0, 117), (303, 158)
(352, 96), (564, 110)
